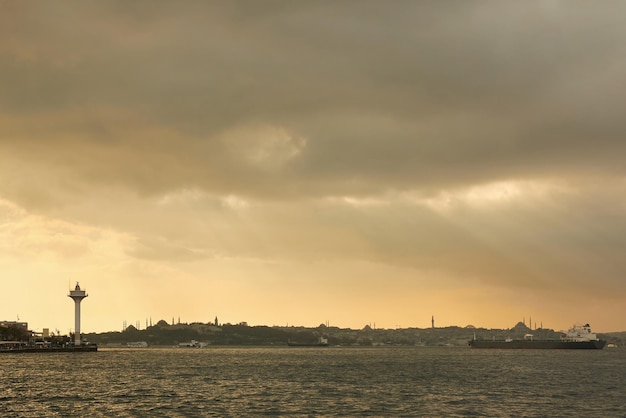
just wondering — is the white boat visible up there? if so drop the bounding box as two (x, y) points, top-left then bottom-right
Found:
(178, 340), (206, 348)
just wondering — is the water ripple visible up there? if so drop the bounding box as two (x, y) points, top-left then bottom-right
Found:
(1, 347), (624, 416)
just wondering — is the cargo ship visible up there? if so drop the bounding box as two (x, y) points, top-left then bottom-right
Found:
(468, 323), (606, 349)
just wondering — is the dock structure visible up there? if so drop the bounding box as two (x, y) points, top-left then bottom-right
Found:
(68, 283), (88, 346)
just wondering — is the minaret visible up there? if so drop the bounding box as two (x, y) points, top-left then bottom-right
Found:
(432, 315), (435, 329)
(68, 282), (88, 346)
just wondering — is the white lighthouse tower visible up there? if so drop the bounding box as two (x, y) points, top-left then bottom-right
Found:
(68, 282), (88, 346)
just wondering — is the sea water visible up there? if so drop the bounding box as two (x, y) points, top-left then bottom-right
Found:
(2, 346), (625, 417)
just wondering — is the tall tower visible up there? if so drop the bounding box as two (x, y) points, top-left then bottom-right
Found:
(68, 282), (88, 346)
(432, 315), (435, 329)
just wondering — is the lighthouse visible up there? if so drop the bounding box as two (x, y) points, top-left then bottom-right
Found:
(68, 282), (88, 346)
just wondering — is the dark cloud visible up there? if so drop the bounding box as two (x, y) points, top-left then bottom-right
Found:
(3, 1), (626, 202)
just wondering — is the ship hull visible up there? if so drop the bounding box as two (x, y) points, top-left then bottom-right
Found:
(468, 340), (606, 349)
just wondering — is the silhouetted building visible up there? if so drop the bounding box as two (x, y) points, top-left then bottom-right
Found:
(0, 321), (28, 329)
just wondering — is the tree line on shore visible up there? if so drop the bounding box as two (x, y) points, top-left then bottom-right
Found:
(81, 320), (624, 347)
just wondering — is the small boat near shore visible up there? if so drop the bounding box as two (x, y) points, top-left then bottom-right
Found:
(127, 341), (149, 348)
(287, 336), (329, 347)
(468, 323), (606, 349)
(177, 340), (206, 348)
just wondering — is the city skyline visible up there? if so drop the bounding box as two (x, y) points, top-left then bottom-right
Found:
(2, 2), (626, 333)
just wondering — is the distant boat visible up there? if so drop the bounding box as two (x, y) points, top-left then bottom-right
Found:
(287, 336), (329, 347)
(178, 340), (206, 348)
(468, 323), (606, 349)
(127, 341), (148, 348)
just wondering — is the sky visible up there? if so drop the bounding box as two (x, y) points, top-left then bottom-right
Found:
(1, 1), (625, 334)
